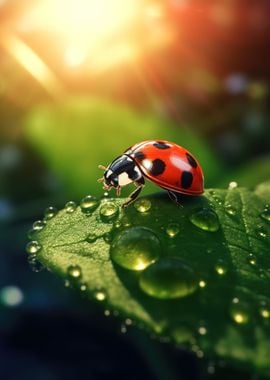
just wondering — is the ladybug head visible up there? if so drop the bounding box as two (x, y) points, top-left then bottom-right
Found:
(98, 154), (142, 193)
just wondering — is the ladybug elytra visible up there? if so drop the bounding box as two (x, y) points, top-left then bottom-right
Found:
(98, 140), (204, 207)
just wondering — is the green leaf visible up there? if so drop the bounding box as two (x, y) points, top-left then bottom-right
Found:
(24, 97), (223, 197)
(27, 186), (270, 376)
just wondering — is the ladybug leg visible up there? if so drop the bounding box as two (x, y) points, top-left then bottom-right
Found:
(167, 190), (183, 207)
(122, 178), (145, 208)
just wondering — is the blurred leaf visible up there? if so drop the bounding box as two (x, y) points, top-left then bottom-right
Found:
(28, 186), (270, 376)
(218, 156), (270, 189)
(24, 97), (223, 198)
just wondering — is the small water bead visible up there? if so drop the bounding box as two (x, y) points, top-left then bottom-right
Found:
(261, 208), (270, 222)
(215, 260), (228, 276)
(248, 253), (256, 266)
(32, 220), (46, 231)
(86, 233), (98, 243)
(139, 257), (198, 300)
(65, 201), (77, 213)
(260, 308), (270, 319)
(225, 204), (237, 216)
(80, 283), (87, 292)
(67, 265), (82, 279)
(189, 208), (219, 232)
(199, 280), (206, 288)
(134, 198), (152, 213)
(94, 289), (107, 301)
(26, 241), (41, 254)
(44, 206), (58, 220)
(99, 202), (119, 222)
(256, 226), (267, 239)
(110, 227), (161, 271)
(80, 195), (99, 214)
(103, 232), (113, 243)
(228, 181), (238, 190)
(166, 223), (180, 238)
(198, 326), (207, 335)
(28, 255), (44, 272)
(230, 303), (250, 324)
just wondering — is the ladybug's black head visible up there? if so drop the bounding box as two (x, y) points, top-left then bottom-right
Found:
(100, 154), (142, 191)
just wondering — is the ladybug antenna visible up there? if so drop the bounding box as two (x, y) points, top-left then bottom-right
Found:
(97, 177), (104, 183)
(98, 165), (107, 170)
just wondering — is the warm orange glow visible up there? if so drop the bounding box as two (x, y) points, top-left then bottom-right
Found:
(21, 0), (141, 45)
(0, 33), (64, 97)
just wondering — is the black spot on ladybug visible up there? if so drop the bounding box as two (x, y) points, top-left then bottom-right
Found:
(181, 171), (193, 189)
(134, 151), (145, 161)
(186, 153), (197, 168)
(150, 159), (166, 176)
(153, 141), (171, 150)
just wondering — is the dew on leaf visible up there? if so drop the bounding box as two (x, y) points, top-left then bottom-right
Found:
(189, 208), (219, 232)
(32, 220), (46, 232)
(80, 195), (99, 214)
(86, 233), (98, 243)
(248, 253), (256, 266)
(67, 264), (82, 279)
(28, 255), (44, 272)
(256, 226), (267, 239)
(139, 257), (198, 299)
(44, 206), (58, 220)
(228, 181), (238, 190)
(26, 240), (41, 254)
(65, 201), (77, 213)
(100, 202), (119, 221)
(225, 204), (237, 216)
(166, 223), (180, 238)
(260, 308), (270, 319)
(110, 227), (161, 271)
(134, 198), (152, 213)
(80, 283), (87, 292)
(94, 289), (107, 301)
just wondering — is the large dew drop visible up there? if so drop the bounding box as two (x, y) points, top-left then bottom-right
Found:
(134, 198), (152, 213)
(139, 257), (198, 299)
(80, 195), (99, 214)
(100, 202), (119, 222)
(44, 206), (58, 220)
(110, 227), (161, 271)
(189, 208), (219, 232)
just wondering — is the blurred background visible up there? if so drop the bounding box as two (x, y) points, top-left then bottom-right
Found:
(0, 0), (269, 379)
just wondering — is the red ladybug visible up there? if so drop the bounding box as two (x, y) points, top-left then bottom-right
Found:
(98, 140), (204, 207)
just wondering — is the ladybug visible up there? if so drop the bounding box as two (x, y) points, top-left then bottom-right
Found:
(98, 140), (204, 207)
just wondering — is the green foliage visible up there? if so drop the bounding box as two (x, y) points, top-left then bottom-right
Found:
(27, 183), (270, 376)
(24, 97), (223, 197)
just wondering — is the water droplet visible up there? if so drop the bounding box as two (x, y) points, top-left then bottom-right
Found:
(64, 280), (70, 288)
(86, 233), (98, 243)
(261, 208), (270, 222)
(199, 280), (206, 288)
(256, 226), (267, 238)
(104, 309), (111, 317)
(26, 241), (41, 254)
(248, 253), (256, 266)
(139, 257), (198, 299)
(44, 206), (57, 220)
(125, 318), (133, 326)
(189, 208), (219, 232)
(67, 265), (82, 279)
(32, 220), (46, 231)
(198, 326), (207, 335)
(134, 198), (152, 213)
(80, 283), (87, 292)
(110, 227), (161, 271)
(65, 201), (77, 213)
(215, 260), (228, 275)
(80, 195), (99, 214)
(166, 223), (180, 238)
(228, 181), (238, 190)
(94, 289), (107, 301)
(103, 232), (113, 243)
(260, 307), (270, 319)
(225, 204), (237, 216)
(28, 255), (44, 272)
(230, 303), (249, 324)
(100, 202), (119, 222)
(0, 286), (24, 307)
